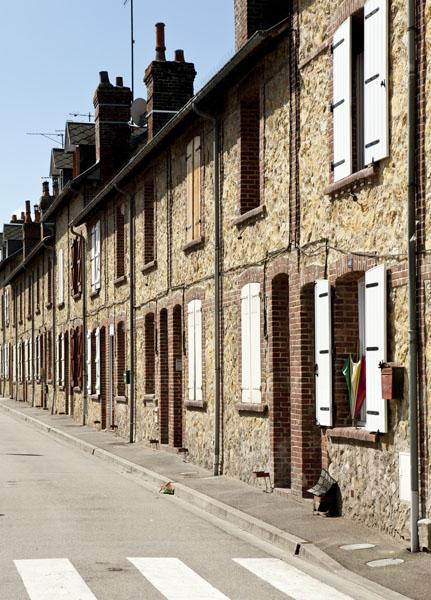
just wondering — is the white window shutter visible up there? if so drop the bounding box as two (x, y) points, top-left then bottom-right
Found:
(332, 17), (352, 182)
(29, 338), (33, 381)
(95, 327), (101, 396)
(365, 264), (387, 433)
(314, 280), (333, 426)
(195, 300), (203, 402)
(13, 345), (16, 382)
(187, 302), (195, 401)
(87, 330), (92, 395)
(364, 0), (389, 165)
(55, 336), (60, 385)
(241, 285), (251, 403)
(250, 283), (261, 403)
(60, 333), (65, 387)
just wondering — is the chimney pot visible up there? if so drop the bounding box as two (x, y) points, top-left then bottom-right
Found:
(42, 181), (50, 197)
(34, 206), (41, 223)
(11, 214), (17, 223)
(99, 71), (111, 85)
(20, 212), (25, 222)
(25, 201), (32, 223)
(155, 22), (166, 61)
(116, 76), (124, 87)
(174, 49), (185, 62)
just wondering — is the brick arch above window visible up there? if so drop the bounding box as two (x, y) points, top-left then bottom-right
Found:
(327, 0), (366, 37)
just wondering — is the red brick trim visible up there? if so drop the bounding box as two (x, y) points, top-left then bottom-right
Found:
(326, 0), (366, 38)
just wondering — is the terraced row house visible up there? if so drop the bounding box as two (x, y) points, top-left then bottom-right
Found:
(1, 0), (430, 543)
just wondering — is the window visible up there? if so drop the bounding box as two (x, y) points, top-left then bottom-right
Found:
(117, 322), (126, 397)
(90, 221), (101, 293)
(144, 313), (155, 395)
(331, 0), (389, 182)
(240, 283), (261, 403)
(187, 300), (203, 402)
(71, 236), (83, 298)
(47, 256), (53, 305)
(95, 327), (101, 396)
(144, 178), (155, 264)
(116, 205), (126, 278)
(240, 94), (261, 214)
(314, 265), (387, 433)
(57, 248), (64, 306)
(186, 136), (202, 243)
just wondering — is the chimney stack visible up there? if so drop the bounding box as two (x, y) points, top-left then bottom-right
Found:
(23, 201), (41, 257)
(144, 24), (196, 140)
(11, 214), (17, 223)
(93, 70), (132, 181)
(34, 206), (41, 223)
(52, 177), (59, 197)
(234, 0), (289, 51)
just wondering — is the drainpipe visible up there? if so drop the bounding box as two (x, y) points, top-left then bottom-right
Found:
(70, 223), (87, 425)
(407, 0), (419, 553)
(192, 102), (222, 476)
(114, 184), (136, 444)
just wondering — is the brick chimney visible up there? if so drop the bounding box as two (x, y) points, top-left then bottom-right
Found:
(234, 0), (289, 51)
(23, 201), (41, 257)
(93, 71), (132, 181)
(144, 23), (196, 140)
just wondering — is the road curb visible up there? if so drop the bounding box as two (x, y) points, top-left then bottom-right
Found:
(0, 401), (411, 600)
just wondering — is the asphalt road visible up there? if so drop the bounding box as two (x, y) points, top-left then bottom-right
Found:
(0, 412), (403, 600)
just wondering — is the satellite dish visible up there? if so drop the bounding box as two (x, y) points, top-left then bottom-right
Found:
(131, 98), (147, 127)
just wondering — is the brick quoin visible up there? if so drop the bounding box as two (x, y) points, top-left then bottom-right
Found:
(234, 0), (289, 51)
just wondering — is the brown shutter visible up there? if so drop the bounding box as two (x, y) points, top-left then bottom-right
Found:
(69, 329), (75, 389)
(70, 239), (76, 296)
(186, 140), (194, 243)
(77, 238), (83, 295)
(77, 326), (83, 389)
(193, 136), (201, 239)
(117, 322), (126, 397)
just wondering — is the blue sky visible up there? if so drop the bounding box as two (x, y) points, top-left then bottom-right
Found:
(0, 0), (234, 225)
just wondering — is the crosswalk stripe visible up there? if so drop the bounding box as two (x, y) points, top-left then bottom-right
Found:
(234, 558), (355, 600)
(14, 559), (97, 600)
(128, 557), (231, 600)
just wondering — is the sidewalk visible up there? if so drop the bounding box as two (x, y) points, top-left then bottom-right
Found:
(1, 398), (430, 600)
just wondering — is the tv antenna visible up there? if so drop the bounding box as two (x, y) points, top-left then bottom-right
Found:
(124, 0), (135, 99)
(26, 131), (64, 147)
(69, 112), (94, 122)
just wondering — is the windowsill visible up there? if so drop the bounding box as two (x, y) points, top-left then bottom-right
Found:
(327, 427), (378, 444)
(90, 289), (100, 299)
(114, 275), (127, 286)
(72, 292), (82, 301)
(185, 400), (206, 409)
(325, 164), (378, 197)
(235, 402), (268, 414)
(183, 236), (205, 253)
(233, 204), (267, 228)
(143, 393), (156, 406)
(90, 394), (100, 402)
(73, 386), (81, 394)
(57, 302), (65, 309)
(141, 260), (157, 275)
(114, 395), (128, 404)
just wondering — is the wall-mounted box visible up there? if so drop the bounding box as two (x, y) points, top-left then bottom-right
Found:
(381, 363), (404, 400)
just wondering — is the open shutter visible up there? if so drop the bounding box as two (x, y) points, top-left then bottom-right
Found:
(95, 327), (101, 395)
(314, 280), (333, 426)
(364, 0), (389, 165)
(193, 136), (201, 240)
(195, 300), (203, 402)
(86, 330), (92, 395)
(187, 301), (195, 401)
(365, 264), (387, 432)
(186, 140), (194, 243)
(250, 283), (261, 403)
(241, 285), (251, 403)
(332, 18), (352, 182)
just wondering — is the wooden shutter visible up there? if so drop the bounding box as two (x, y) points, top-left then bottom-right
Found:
(250, 284), (262, 403)
(70, 238), (76, 296)
(60, 333), (65, 386)
(241, 285), (251, 403)
(58, 249), (64, 305)
(186, 140), (194, 243)
(95, 221), (101, 290)
(95, 327), (101, 395)
(314, 280), (333, 426)
(77, 237), (83, 295)
(70, 330), (75, 389)
(187, 301), (195, 401)
(194, 300), (203, 402)
(364, 0), (389, 165)
(77, 327), (83, 390)
(87, 330), (92, 395)
(193, 136), (201, 240)
(332, 18), (352, 182)
(365, 264), (387, 433)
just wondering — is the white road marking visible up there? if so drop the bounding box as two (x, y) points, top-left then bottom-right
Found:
(234, 558), (355, 600)
(14, 559), (97, 600)
(128, 557), (231, 599)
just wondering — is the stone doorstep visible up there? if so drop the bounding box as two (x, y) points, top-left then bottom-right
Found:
(0, 399), (414, 600)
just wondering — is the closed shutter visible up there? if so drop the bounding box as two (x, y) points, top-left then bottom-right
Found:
(87, 330), (92, 395)
(241, 285), (251, 403)
(314, 280), (333, 426)
(29, 338), (33, 381)
(60, 333), (65, 386)
(365, 264), (387, 433)
(77, 327), (83, 390)
(56, 336), (60, 385)
(193, 136), (201, 240)
(77, 237), (83, 295)
(187, 301), (195, 401)
(94, 222), (101, 290)
(364, 0), (389, 165)
(70, 330), (75, 389)
(58, 248), (64, 305)
(194, 300), (203, 402)
(95, 327), (101, 395)
(250, 284), (261, 403)
(13, 344), (16, 382)
(186, 140), (194, 243)
(70, 238), (76, 296)
(332, 18), (352, 182)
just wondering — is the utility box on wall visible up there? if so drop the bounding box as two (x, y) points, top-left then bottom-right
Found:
(381, 363), (404, 400)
